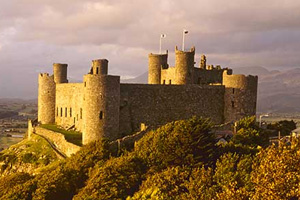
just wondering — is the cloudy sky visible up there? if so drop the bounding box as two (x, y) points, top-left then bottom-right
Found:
(1, 0), (300, 98)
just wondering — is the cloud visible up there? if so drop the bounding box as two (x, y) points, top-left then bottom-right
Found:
(1, 0), (300, 98)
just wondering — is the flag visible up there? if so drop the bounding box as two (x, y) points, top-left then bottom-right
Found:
(161, 34), (166, 38)
(183, 30), (188, 34)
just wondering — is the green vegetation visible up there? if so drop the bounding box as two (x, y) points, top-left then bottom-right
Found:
(267, 120), (297, 136)
(0, 134), (58, 176)
(1, 116), (300, 199)
(40, 124), (82, 146)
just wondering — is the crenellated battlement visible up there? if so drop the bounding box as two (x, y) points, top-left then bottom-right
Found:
(37, 44), (258, 145)
(39, 73), (50, 77)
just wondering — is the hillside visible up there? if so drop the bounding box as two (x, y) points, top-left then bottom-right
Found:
(1, 116), (300, 199)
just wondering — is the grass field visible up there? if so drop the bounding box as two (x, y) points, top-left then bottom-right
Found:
(40, 124), (82, 146)
(0, 136), (23, 150)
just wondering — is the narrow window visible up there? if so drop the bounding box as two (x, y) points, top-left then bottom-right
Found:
(84, 82), (86, 87)
(56, 107), (58, 116)
(163, 80), (166, 84)
(80, 108), (82, 119)
(60, 108), (63, 117)
(231, 101), (234, 108)
(74, 117), (76, 123)
(169, 80), (172, 84)
(232, 88), (235, 94)
(65, 107), (67, 117)
(96, 68), (99, 74)
(70, 108), (72, 117)
(99, 111), (103, 120)
(77, 114), (79, 121)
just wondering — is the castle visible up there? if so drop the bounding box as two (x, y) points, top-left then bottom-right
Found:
(38, 46), (258, 145)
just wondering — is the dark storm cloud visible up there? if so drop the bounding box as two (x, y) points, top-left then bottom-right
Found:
(1, 0), (300, 98)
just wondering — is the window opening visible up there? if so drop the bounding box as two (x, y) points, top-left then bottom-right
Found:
(99, 111), (104, 119)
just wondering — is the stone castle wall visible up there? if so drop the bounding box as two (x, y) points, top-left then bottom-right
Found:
(55, 83), (84, 131)
(119, 84), (225, 136)
(223, 72), (258, 122)
(35, 127), (81, 157)
(37, 45), (258, 145)
(161, 67), (176, 84)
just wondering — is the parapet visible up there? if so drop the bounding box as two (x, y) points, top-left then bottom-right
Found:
(53, 63), (68, 84)
(39, 73), (50, 77)
(92, 59), (108, 75)
(175, 46), (195, 54)
(223, 71), (258, 89)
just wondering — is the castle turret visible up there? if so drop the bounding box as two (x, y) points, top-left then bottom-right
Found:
(200, 55), (206, 69)
(83, 60), (120, 145)
(38, 73), (56, 124)
(92, 59), (108, 75)
(148, 53), (168, 84)
(53, 63), (68, 84)
(223, 70), (258, 122)
(175, 46), (195, 84)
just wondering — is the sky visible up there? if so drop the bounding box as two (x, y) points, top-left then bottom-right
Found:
(1, 0), (300, 98)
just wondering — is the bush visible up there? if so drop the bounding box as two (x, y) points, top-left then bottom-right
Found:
(267, 120), (297, 136)
(74, 153), (147, 200)
(135, 117), (216, 171)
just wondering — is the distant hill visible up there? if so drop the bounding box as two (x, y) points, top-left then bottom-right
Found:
(121, 72), (148, 84)
(0, 98), (37, 104)
(122, 66), (300, 114)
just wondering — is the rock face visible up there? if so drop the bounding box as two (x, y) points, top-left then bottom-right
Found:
(38, 46), (258, 145)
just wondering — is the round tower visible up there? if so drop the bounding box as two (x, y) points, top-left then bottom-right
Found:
(223, 71), (258, 122)
(53, 63), (68, 84)
(38, 73), (56, 124)
(83, 73), (120, 145)
(92, 59), (108, 75)
(175, 46), (195, 84)
(148, 53), (168, 84)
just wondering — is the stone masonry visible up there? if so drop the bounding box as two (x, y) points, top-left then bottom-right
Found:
(38, 46), (258, 145)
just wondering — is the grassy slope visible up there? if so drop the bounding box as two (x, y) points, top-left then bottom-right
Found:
(0, 134), (58, 176)
(40, 124), (82, 146)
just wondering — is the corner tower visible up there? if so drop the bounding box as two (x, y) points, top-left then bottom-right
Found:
(223, 70), (258, 122)
(148, 53), (168, 84)
(53, 63), (68, 84)
(174, 46), (195, 84)
(83, 60), (120, 145)
(92, 59), (108, 75)
(38, 73), (56, 124)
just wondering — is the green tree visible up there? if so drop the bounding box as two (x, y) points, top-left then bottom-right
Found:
(74, 153), (147, 200)
(135, 117), (216, 172)
(251, 139), (300, 200)
(214, 153), (254, 199)
(267, 120), (297, 136)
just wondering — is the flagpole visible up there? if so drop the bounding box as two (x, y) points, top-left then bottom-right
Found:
(182, 30), (185, 51)
(159, 34), (166, 54)
(182, 30), (188, 51)
(159, 36), (162, 54)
